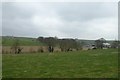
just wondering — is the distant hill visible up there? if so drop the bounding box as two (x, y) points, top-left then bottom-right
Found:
(77, 39), (114, 46)
(79, 39), (114, 45)
(2, 36), (45, 46)
(78, 39), (95, 45)
(2, 36), (114, 46)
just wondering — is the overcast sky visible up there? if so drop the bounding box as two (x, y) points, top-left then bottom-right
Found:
(2, 2), (118, 40)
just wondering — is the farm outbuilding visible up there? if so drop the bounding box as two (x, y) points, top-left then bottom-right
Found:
(103, 43), (111, 49)
(82, 44), (96, 50)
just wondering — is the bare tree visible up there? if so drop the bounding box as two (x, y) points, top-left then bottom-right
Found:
(37, 36), (57, 52)
(11, 39), (22, 54)
(111, 40), (119, 48)
(95, 38), (106, 49)
(59, 39), (80, 52)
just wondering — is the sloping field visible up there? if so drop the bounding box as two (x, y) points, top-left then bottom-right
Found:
(2, 36), (45, 46)
(2, 49), (118, 78)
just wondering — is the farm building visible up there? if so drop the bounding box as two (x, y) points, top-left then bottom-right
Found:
(103, 43), (111, 49)
(82, 44), (96, 50)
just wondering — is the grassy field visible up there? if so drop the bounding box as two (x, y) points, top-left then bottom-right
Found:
(2, 49), (118, 78)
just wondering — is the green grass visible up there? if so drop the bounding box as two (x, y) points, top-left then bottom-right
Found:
(0, 54), (2, 79)
(2, 37), (45, 46)
(2, 49), (118, 78)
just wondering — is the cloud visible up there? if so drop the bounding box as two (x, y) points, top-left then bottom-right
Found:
(2, 0), (119, 2)
(2, 2), (118, 40)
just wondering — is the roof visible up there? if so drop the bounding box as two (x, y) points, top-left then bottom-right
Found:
(98, 38), (106, 41)
(103, 43), (110, 45)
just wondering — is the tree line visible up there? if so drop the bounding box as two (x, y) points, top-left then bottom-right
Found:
(37, 37), (81, 52)
(10, 37), (119, 54)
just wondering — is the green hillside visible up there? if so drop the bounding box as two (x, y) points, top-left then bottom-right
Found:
(2, 36), (45, 46)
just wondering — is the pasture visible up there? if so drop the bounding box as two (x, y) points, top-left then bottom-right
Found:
(2, 49), (118, 78)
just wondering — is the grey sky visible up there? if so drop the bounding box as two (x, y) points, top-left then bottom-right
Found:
(2, 2), (118, 40)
